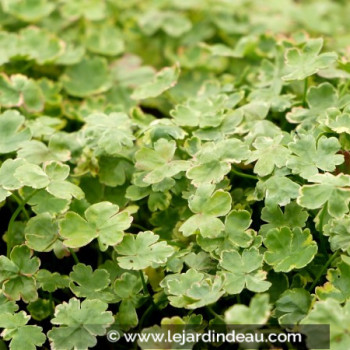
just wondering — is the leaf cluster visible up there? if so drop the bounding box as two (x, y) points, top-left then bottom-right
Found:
(0, 0), (350, 349)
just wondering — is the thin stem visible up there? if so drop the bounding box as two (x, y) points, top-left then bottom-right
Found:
(139, 270), (149, 296)
(317, 203), (327, 230)
(138, 295), (166, 329)
(231, 168), (258, 181)
(316, 131), (332, 144)
(302, 78), (308, 107)
(308, 251), (340, 292)
(69, 248), (80, 264)
(131, 223), (148, 231)
(340, 79), (350, 96)
(165, 90), (178, 106)
(7, 190), (38, 257)
(206, 305), (225, 323)
(167, 241), (186, 248)
(20, 61), (34, 73)
(139, 270), (156, 308)
(316, 204), (328, 254)
(11, 192), (30, 220)
(48, 293), (55, 314)
(138, 303), (154, 330)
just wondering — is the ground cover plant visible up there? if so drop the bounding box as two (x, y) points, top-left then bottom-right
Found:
(1, 0), (350, 349)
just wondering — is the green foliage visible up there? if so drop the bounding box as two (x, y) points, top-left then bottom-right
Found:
(48, 298), (114, 350)
(131, 64), (180, 100)
(225, 294), (271, 324)
(69, 263), (114, 301)
(160, 269), (225, 309)
(0, 111), (31, 154)
(179, 184), (232, 238)
(115, 231), (174, 270)
(264, 227), (317, 272)
(0, 311), (45, 350)
(0, 245), (40, 303)
(62, 57), (112, 98)
(301, 298), (350, 350)
(282, 38), (337, 81)
(287, 135), (343, 179)
(275, 289), (313, 324)
(59, 201), (132, 249)
(0, 1), (348, 349)
(219, 248), (271, 294)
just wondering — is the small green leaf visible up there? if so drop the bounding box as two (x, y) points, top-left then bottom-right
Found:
(59, 201), (132, 249)
(200, 43), (243, 57)
(256, 174), (300, 206)
(36, 270), (69, 293)
(69, 264), (113, 301)
(324, 216), (350, 253)
(287, 134), (343, 179)
(0, 311), (45, 350)
(225, 294), (271, 324)
(316, 256), (350, 302)
(131, 64), (180, 100)
(0, 159), (26, 191)
(27, 298), (53, 321)
(0, 294), (19, 314)
(116, 231), (174, 270)
(0, 245), (40, 303)
(25, 213), (59, 252)
(179, 185), (232, 237)
(17, 140), (70, 164)
(246, 135), (291, 177)
(301, 299), (350, 350)
(59, 212), (96, 248)
(14, 163), (49, 189)
(60, 0), (106, 21)
(287, 83), (349, 126)
(275, 288), (312, 323)
(324, 110), (350, 134)
(264, 227), (317, 272)
(225, 210), (255, 248)
(219, 248), (271, 294)
(20, 78), (45, 112)
(298, 173), (350, 218)
(283, 38), (337, 81)
(27, 190), (70, 215)
(138, 11), (191, 37)
(98, 157), (132, 187)
(116, 300), (138, 329)
(161, 269), (225, 309)
(48, 298), (114, 350)
(84, 112), (135, 155)
(187, 139), (250, 184)
(260, 202), (308, 237)
(114, 272), (143, 300)
(85, 23), (124, 56)
(0, 74), (22, 107)
(44, 161), (84, 200)
(19, 27), (64, 64)
(43, 161), (69, 180)
(62, 57), (112, 97)
(0, 110), (31, 154)
(2, 0), (55, 22)
(135, 139), (188, 184)
(114, 272), (143, 328)
(0, 32), (19, 65)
